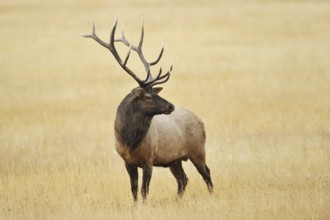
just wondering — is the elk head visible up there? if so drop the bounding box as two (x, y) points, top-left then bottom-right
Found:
(130, 87), (175, 116)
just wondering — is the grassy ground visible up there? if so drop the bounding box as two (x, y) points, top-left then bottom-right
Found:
(0, 0), (329, 219)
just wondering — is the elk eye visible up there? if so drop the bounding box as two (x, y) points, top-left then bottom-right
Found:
(144, 94), (152, 101)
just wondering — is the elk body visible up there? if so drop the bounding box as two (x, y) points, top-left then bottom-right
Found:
(81, 16), (213, 202)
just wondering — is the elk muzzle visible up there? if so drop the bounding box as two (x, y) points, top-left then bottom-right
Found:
(164, 103), (175, 115)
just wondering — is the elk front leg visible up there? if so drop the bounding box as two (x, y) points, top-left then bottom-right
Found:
(141, 163), (153, 201)
(170, 160), (188, 197)
(125, 162), (138, 202)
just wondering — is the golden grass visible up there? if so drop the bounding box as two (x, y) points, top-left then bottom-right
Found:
(0, 0), (329, 219)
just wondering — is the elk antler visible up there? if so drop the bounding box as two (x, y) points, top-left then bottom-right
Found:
(80, 16), (173, 88)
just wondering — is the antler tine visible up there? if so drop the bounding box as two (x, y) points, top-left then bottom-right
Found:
(144, 64), (152, 82)
(150, 42), (164, 66)
(138, 16), (144, 49)
(115, 30), (130, 46)
(80, 21), (109, 49)
(109, 16), (118, 48)
(135, 16), (151, 77)
(123, 41), (132, 66)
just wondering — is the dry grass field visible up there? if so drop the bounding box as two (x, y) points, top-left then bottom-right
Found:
(1, 0), (329, 219)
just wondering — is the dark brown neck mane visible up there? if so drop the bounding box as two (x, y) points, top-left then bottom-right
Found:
(114, 95), (153, 150)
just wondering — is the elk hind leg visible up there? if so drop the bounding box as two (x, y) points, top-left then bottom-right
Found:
(190, 157), (213, 192)
(169, 160), (188, 197)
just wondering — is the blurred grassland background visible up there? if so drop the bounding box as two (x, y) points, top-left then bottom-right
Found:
(0, 0), (329, 219)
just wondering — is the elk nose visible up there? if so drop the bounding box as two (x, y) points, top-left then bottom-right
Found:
(168, 104), (175, 111)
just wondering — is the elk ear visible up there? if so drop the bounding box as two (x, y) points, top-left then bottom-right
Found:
(152, 87), (163, 94)
(131, 87), (144, 98)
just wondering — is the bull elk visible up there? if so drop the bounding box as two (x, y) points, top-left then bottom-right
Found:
(81, 16), (213, 202)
